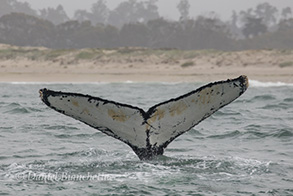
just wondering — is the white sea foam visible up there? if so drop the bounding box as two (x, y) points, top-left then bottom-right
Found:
(249, 80), (293, 87)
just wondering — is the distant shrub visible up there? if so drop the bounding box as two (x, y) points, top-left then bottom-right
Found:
(279, 61), (293, 68)
(76, 51), (95, 59)
(181, 61), (194, 68)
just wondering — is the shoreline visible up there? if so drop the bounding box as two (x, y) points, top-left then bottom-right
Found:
(0, 71), (292, 84)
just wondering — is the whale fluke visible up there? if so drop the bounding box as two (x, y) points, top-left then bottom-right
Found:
(39, 75), (248, 160)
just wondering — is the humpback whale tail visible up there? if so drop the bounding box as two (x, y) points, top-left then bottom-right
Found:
(39, 75), (248, 160)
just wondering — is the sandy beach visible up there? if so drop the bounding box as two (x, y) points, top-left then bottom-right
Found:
(0, 44), (292, 83)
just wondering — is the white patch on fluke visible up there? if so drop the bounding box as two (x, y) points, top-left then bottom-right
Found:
(39, 75), (249, 160)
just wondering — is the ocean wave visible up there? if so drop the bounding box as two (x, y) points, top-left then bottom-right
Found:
(44, 125), (79, 131)
(249, 80), (293, 87)
(205, 128), (293, 140)
(284, 97), (293, 102)
(207, 130), (241, 139)
(251, 94), (276, 101)
(2, 103), (42, 114)
(260, 102), (291, 110)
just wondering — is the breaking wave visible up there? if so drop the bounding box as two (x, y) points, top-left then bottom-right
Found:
(249, 80), (293, 87)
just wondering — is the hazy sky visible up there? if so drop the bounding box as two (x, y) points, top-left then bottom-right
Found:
(18, 0), (293, 20)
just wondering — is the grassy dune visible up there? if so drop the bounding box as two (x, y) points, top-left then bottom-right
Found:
(0, 44), (293, 83)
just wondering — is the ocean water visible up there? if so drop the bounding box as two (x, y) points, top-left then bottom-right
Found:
(0, 80), (293, 196)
